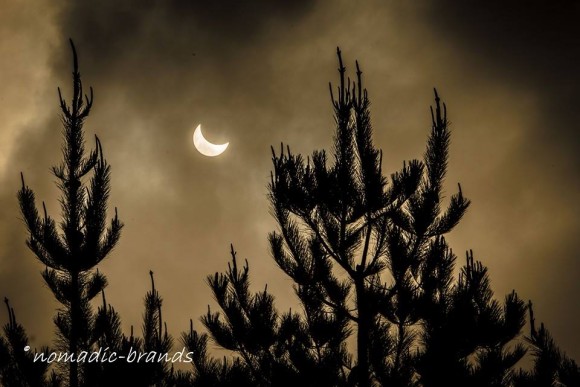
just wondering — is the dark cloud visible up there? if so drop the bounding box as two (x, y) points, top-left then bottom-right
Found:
(421, 1), (580, 165)
(55, 0), (315, 83)
(419, 0), (580, 360)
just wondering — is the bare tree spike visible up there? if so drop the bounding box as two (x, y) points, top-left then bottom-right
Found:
(4, 298), (15, 326)
(355, 60), (364, 102)
(528, 300), (537, 336)
(69, 39), (78, 75)
(329, 81), (335, 104)
(158, 304), (163, 338)
(95, 136), (104, 165)
(336, 47), (344, 73)
(149, 270), (155, 292)
(3, 297), (9, 318)
(86, 86), (94, 107)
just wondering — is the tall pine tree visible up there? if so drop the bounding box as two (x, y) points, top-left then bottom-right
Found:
(189, 47), (579, 387)
(17, 40), (122, 387)
(268, 48), (446, 386)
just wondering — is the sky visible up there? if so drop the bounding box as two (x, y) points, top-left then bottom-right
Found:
(1, 0), (579, 362)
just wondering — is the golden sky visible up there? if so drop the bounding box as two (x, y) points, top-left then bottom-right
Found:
(1, 0), (579, 361)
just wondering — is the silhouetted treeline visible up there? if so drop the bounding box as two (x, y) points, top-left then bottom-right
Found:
(1, 43), (578, 387)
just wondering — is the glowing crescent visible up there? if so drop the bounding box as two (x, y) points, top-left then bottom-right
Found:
(192, 124), (229, 157)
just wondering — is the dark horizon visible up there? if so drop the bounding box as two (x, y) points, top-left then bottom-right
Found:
(1, 0), (579, 368)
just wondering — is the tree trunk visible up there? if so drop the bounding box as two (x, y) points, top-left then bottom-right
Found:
(355, 274), (371, 387)
(70, 271), (79, 387)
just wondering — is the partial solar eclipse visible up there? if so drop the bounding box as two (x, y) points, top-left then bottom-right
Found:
(192, 124), (229, 157)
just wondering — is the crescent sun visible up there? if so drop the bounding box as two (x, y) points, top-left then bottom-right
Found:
(193, 124), (229, 157)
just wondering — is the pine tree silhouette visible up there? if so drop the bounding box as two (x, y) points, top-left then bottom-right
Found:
(268, 47), (471, 386)
(416, 251), (528, 386)
(0, 298), (61, 386)
(84, 271), (174, 387)
(141, 270), (173, 384)
(188, 48), (580, 387)
(17, 39), (122, 387)
(513, 302), (580, 387)
(182, 315), (255, 386)
(200, 244), (349, 386)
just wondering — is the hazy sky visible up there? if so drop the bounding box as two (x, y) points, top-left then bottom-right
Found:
(1, 1), (579, 362)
